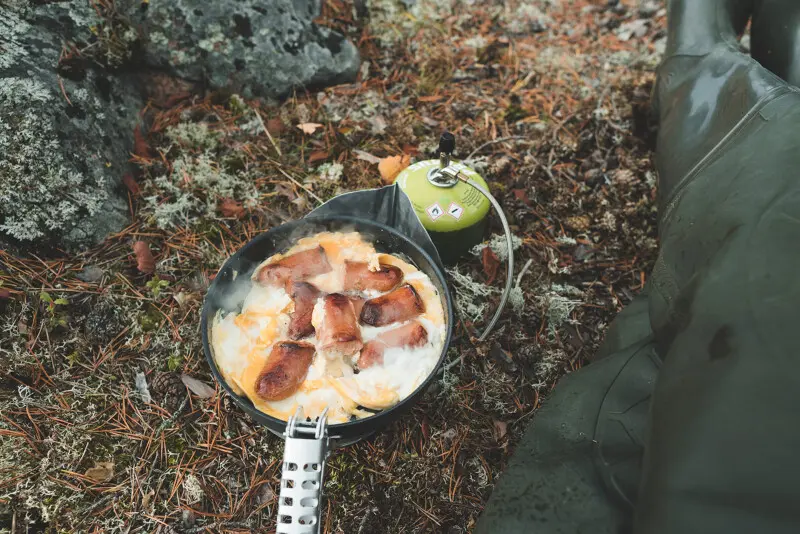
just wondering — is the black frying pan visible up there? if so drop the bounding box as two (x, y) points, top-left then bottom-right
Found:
(201, 215), (454, 446)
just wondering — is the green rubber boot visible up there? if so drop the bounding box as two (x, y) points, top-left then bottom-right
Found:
(751, 0), (800, 87)
(479, 0), (800, 532)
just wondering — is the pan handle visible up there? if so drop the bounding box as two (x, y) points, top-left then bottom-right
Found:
(276, 408), (330, 534)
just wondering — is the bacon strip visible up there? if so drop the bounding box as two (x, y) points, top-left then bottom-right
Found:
(343, 261), (403, 292)
(360, 284), (425, 327)
(254, 341), (315, 401)
(317, 294), (363, 357)
(358, 321), (428, 369)
(287, 282), (320, 340)
(255, 246), (332, 287)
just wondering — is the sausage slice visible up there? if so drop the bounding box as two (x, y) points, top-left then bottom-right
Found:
(358, 321), (428, 369)
(254, 341), (315, 401)
(256, 246), (332, 287)
(343, 261), (403, 292)
(360, 284), (425, 327)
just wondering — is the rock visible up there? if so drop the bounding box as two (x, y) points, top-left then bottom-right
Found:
(0, 2), (142, 249)
(128, 0), (360, 99)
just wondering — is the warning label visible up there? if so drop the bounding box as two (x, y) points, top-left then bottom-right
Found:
(447, 202), (464, 220)
(426, 202), (444, 221)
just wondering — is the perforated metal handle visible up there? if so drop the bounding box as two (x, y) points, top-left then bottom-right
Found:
(276, 409), (329, 534)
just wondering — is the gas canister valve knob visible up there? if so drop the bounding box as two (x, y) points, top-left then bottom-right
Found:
(438, 131), (456, 169)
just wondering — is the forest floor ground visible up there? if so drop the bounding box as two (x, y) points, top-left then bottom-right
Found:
(1, 0), (664, 532)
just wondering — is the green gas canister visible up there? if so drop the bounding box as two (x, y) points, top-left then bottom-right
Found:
(395, 133), (491, 264)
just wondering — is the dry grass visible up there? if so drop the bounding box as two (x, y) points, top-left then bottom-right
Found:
(0, 0), (663, 531)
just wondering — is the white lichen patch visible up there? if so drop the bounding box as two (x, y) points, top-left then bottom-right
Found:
(446, 266), (499, 322)
(536, 283), (583, 334)
(0, 9), (32, 69)
(142, 151), (258, 229)
(317, 162), (344, 182)
(165, 122), (221, 151)
(0, 78), (108, 240)
(470, 233), (523, 262)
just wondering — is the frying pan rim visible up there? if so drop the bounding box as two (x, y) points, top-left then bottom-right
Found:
(200, 214), (454, 433)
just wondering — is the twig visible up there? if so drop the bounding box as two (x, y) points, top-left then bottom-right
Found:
(254, 108), (282, 157)
(58, 76), (72, 106)
(526, 151), (555, 181)
(515, 259), (534, 287)
(466, 136), (529, 160)
(438, 354), (463, 375)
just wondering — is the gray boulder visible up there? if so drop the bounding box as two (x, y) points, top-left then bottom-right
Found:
(0, 0), (360, 251)
(0, 1), (142, 249)
(128, 0), (360, 99)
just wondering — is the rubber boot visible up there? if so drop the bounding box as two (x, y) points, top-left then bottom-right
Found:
(639, 0), (800, 531)
(653, 0), (789, 209)
(479, 1), (800, 532)
(751, 0), (800, 87)
(475, 293), (656, 534)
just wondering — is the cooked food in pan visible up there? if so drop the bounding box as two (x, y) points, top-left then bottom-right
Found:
(211, 231), (446, 424)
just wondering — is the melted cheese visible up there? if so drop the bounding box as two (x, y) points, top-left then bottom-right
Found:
(213, 231), (446, 424)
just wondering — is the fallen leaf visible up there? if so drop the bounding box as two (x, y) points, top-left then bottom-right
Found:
(368, 115), (388, 134)
(135, 372), (152, 403)
(180, 373), (216, 399)
(132, 241), (155, 274)
(122, 173), (140, 195)
(353, 150), (381, 164)
(173, 291), (198, 308)
(402, 144), (419, 156)
(417, 95), (442, 102)
(308, 150), (329, 163)
(297, 122), (324, 135)
(274, 182), (297, 200)
(378, 154), (411, 185)
(133, 124), (152, 159)
(219, 198), (245, 219)
(141, 490), (155, 509)
(266, 118), (284, 135)
(85, 461), (114, 483)
(512, 188), (529, 204)
(291, 194), (309, 211)
(482, 247), (500, 284)
(493, 420), (508, 441)
(0, 288), (10, 300)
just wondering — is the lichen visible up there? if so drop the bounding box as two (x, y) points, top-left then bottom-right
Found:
(141, 146), (260, 229)
(0, 78), (108, 241)
(470, 233), (523, 262)
(164, 122), (221, 151)
(446, 266), (499, 322)
(317, 162), (344, 182)
(0, 8), (31, 69)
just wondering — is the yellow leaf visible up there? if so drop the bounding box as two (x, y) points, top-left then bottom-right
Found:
(378, 154), (411, 185)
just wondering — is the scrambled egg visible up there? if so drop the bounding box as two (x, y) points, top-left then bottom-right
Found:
(211, 232), (446, 424)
